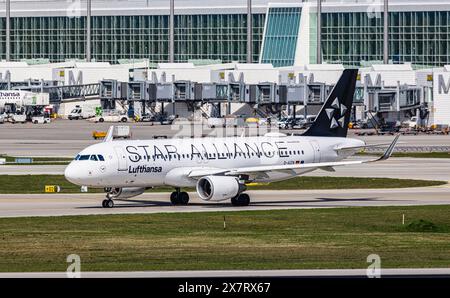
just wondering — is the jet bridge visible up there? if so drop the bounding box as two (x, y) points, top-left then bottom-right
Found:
(193, 83), (228, 101)
(127, 81), (154, 118)
(173, 80), (195, 101)
(366, 83), (422, 122)
(99, 79), (128, 111)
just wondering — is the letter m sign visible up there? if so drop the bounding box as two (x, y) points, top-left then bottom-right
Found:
(438, 74), (450, 94)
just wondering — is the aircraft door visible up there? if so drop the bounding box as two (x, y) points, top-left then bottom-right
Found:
(114, 146), (128, 171)
(310, 141), (321, 163)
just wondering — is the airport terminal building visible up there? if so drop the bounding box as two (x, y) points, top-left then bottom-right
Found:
(1, 0), (450, 68)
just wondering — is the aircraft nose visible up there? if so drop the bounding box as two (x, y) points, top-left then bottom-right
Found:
(64, 162), (83, 185)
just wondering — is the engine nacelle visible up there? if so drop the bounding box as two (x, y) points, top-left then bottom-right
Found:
(196, 176), (245, 202)
(107, 187), (146, 199)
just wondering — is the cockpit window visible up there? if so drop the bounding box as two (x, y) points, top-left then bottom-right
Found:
(75, 154), (104, 161)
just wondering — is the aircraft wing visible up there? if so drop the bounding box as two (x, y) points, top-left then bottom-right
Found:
(188, 135), (399, 179)
(333, 140), (402, 152)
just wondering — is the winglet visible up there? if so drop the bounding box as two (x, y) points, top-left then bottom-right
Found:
(103, 126), (114, 143)
(373, 134), (400, 162)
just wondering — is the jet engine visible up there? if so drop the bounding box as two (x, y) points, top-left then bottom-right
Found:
(196, 176), (245, 202)
(106, 187), (146, 199)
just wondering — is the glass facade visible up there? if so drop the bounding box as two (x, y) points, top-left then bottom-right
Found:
(92, 15), (169, 62)
(7, 17), (86, 62)
(0, 18), (5, 60)
(0, 14), (265, 64)
(321, 11), (450, 67)
(175, 14), (265, 63)
(2, 9), (450, 68)
(261, 7), (301, 67)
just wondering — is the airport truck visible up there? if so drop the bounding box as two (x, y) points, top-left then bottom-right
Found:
(10, 112), (27, 124)
(32, 115), (51, 124)
(68, 106), (96, 120)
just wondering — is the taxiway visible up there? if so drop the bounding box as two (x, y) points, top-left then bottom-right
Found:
(0, 187), (448, 218)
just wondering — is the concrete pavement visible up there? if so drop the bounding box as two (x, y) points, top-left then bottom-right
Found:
(0, 187), (449, 218)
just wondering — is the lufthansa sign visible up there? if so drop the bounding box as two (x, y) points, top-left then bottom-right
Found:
(0, 91), (20, 97)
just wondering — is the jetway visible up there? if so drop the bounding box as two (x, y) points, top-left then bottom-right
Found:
(94, 75), (338, 120)
(194, 83), (229, 101)
(365, 83), (422, 123)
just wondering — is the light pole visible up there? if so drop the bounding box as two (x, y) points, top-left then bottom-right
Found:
(86, 0), (91, 62)
(316, 0), (322, 64)
(169, 0), (175, 63)
(247, 0), (253, 63)
(6, 0), (11, 61)
(383, 0), (389, 64)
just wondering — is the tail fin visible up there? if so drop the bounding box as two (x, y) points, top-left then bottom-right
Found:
(303, 69), (358, 138)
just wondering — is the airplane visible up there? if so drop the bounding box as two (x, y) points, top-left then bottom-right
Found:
(64, 69), (400, 208)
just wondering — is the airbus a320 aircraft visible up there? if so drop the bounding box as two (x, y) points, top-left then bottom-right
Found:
(65, 69), (399, 208)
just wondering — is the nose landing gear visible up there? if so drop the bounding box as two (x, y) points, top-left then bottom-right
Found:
(102, 188), (116, 208)
(170, 188), (190, 205)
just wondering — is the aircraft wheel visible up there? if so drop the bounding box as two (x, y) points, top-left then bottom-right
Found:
(102, 199), (114, 208)
(179, 192), (190, 205)
(170, 192), (179, 205)
(231, 193), (250, 207)
(107, 200), (114, 208)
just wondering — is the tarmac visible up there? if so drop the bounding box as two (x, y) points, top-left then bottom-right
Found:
(0, 187), (448, 218)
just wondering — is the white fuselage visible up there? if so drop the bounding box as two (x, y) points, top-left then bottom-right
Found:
(64, 135), (365, 189)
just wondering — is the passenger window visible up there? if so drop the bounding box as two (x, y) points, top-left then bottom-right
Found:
(90, 155), (98, 161)
(98, 155), (105, 161)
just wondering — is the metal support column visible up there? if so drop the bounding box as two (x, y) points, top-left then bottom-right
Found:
(383, 0), (389, 64)
(316, 0), (322, 64)
(6, 0), (11, 61)
(169, 0), (175, 63)
(86, 0), (92, 62)
(247, 0), (253, 64)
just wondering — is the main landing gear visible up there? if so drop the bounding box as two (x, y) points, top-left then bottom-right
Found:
(102, 198), (114, 208)
(170, 188), (190, 205)
(231, 193), (250, 207)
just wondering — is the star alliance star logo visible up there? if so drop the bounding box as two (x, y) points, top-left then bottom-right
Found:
(325, 98), (347, 129)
